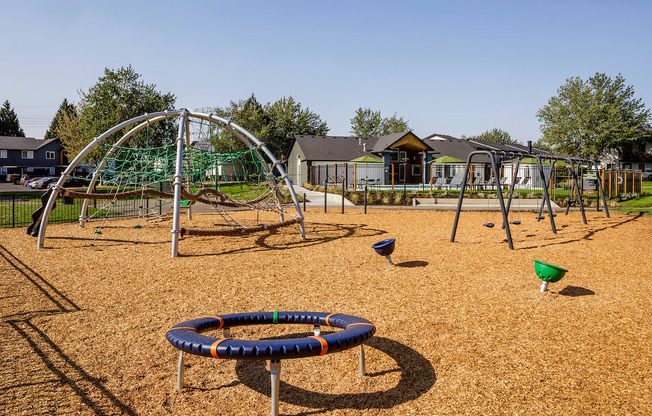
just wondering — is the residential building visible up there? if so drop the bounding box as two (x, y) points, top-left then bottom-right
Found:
(0, 136), (67, 180)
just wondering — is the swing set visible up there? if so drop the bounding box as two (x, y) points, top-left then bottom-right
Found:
(450, 150), (610, 249)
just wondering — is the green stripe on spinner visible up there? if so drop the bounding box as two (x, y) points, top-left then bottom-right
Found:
(273, 311), (278, 324)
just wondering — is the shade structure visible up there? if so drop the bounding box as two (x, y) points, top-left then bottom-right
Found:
(430, 155), (464, 164)
(350, 155), (384, 163)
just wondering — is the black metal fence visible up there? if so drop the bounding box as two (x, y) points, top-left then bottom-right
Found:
(0, 192), (170, 229)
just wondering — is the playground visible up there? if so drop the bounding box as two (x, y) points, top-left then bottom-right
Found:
(1, 207), (650, 415)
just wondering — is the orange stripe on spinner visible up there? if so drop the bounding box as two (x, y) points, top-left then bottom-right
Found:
(346, 323), (376, 330)
(324, 313), (339, 327)
(208, 316), (224, 330)
(210, 338), (230, 359)
(309, 336), (328, 356)
(166, 327), (197, 335)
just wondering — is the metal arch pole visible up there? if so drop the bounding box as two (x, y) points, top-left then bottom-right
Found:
(593, 160), (610, 217)
(450, 152), (475, 243)
(171, 110), (188, 258)
(535, 156), (556, 234)
(37, 110), (179, 248)
(569, 161), (587, 224)
(199, 112), (306, 240)
(489, 153), (513, 249)
(79, 113), (174, 227)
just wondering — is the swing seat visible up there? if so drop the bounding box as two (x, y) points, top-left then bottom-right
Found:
(483, 223), (495, 228)
(509, 221), (521, 225)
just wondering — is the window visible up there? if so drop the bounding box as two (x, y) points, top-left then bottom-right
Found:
(46, 151), (55, 160)
(22, 150), (34, 159)
(399, 151), (408, 162)
(412, 165), (421, 176)
(389, 152), (399, 162)
(0, 149), (6, 158)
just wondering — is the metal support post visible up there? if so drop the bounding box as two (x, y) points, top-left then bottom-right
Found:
(177, 351), (184, 389)
(324, 182), (327, 213)
(171, 110), (188, 258)
(341, 182), (345, 214)
(270, 360), (281, 416)
(303, 193), (306, 212)
(364, 185), (367, 214)
(540, 281), (549, 293)
(359, 344), (366, 376)
(535, 157), (557, 234)
(313, 325), (320, 336)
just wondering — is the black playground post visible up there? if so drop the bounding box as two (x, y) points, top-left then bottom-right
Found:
(364, 185), (367, 214)
(534, 156), (557, 233)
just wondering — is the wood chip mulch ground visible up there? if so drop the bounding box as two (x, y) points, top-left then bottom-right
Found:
(1, 208), (650, 415)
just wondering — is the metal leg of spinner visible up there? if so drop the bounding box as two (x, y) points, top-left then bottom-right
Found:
(223, 327), (231, 338)
(540, 281), (549, 293)
(177, 351), (184, 389)
(270, 359), (281, 416)
(313, 325), (320, 336)
(359, 344), (366, 376)
(385, 255), (394, 266)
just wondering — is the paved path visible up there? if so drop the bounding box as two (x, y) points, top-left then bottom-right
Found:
(293, 185), (355, 208)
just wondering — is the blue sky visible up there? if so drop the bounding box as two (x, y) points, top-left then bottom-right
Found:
(2, 0), (651, 143)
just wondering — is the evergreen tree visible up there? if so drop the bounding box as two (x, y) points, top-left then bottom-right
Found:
(0, 100), (26, 137)
(44, 98), (76, 140)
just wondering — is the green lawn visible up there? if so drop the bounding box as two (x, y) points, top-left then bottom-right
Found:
(618, 195), (652, 207)
(642, 180), (652, 194)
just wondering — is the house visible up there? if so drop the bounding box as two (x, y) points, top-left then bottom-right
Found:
(288, 131), (437, 186)
(0, 136), (67, 180)
(618, 127), (652, 173)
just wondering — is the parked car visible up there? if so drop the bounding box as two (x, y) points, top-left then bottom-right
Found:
(31, 177), (59, 189)
(47, 177), (87, 188)
(24, 177), (44, 187)
(5, 173), (22, 184)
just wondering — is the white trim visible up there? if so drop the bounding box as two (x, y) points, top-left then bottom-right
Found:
(0, 149), (7, 158)
(45, 151), (56, 160)
(22, 150), (34, 159)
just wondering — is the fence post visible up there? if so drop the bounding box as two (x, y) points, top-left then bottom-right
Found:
(12, 193), (15, 228)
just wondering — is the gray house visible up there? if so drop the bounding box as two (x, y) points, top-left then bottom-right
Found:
(288, 131), (437, 186)
(0, 136), (66, 180)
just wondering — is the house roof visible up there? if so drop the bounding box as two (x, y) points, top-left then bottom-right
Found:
(371, 131), (434, 152)
(294, 135), (379, 161)
(0, 136), (59, 150)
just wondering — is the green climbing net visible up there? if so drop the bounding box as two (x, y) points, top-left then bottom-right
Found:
(96, 142), (273, 192)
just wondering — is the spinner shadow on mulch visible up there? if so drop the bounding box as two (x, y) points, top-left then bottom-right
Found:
(234, 335), (436, 413)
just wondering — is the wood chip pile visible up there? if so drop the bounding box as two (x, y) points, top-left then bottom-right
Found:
(1, 209), (650, 415)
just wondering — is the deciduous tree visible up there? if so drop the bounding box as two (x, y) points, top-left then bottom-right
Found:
(349, 107), (409, 137)
(467, 128), (516, 144)
(537, 73), (650, 158)
(75, 65), (176, 162)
